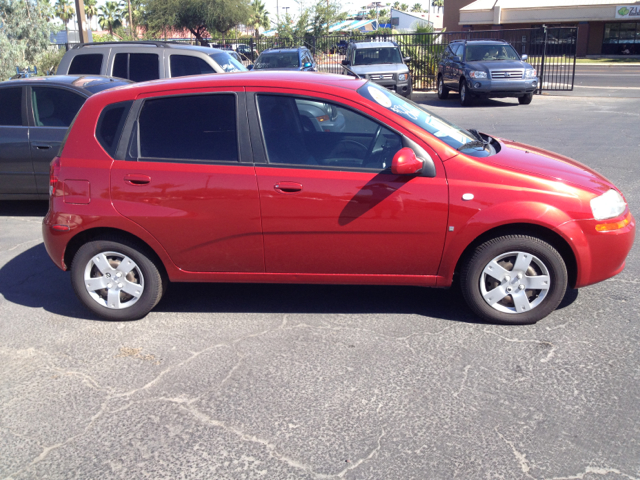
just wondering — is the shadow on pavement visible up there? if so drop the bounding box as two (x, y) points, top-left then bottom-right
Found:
(0, 243), (579, 324)
(413, 93), (521, 109)
(0, 201), (48, 217)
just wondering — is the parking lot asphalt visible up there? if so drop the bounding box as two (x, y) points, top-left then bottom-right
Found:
(1, 94), (639, 479)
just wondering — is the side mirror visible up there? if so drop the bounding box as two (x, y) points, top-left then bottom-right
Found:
(452, 55), (461, 62)
(303, 62), (312, 68)
(341, 59), (350, 66)
(521, 54), (528, 61)
(391, 148), (423, 175)
(247, 64), (254, 70)
(403, 56), (411, 64)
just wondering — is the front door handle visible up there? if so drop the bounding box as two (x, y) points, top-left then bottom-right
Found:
(124, 174), (151, 185)
(32, 144), (52, 150)
(274, 182), (302, 194)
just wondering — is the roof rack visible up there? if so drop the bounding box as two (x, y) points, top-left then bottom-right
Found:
(73, 41), (182, 49)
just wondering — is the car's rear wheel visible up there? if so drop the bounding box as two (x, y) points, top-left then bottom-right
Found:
(519, 93), (534, 105)
(71, 237), (165, 321)
(460, 235), (568, 324)
(437, 76), (449, 99)
(460, 80), (473, 106)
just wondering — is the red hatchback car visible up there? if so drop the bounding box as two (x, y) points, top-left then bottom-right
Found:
(43, 72), (635, 324)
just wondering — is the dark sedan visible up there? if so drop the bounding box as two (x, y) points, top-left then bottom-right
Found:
(0, 75), (131, 200)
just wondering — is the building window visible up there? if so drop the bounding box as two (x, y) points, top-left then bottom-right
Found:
(603, 22), (639, 55)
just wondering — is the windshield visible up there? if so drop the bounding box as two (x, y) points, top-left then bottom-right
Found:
(358, 82), (494, 155)
(254, 52), (300, 69)
(466, 44), (520, 62)
(354, 47), (403, 66)
(209, 52), (247, 72)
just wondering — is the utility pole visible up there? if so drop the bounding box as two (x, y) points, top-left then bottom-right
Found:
(74, 0), (89, 43)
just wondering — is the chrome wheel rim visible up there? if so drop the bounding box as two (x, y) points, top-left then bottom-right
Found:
(438, 79), (443, 95)
(84, 251), (144, 309)
(461, 84), (466, 101)
(480, 251), (550, 314)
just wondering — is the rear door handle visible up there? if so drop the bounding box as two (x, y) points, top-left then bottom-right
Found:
(32, 144), (52, 150)
(124, 174), (151, 185)
(274, 182), (302, 194)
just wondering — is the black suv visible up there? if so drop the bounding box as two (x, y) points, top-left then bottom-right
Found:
(252, 47), (317, 71)
(437, 39), (538, 106)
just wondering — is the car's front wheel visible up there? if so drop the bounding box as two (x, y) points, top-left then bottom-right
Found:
(437, 76), (449, 99)
(519, 93), (534, 105)
(71, 237), (165, 321)
(460, 80), (473, 106)
(460, 235), (568, 324)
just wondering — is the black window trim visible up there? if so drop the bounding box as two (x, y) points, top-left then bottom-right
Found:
(248, 91), (435, 176)
(25, 85), (88, 128)
(116, 91), (251, 165)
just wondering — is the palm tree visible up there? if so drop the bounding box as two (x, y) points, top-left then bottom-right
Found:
(432, 0), (443, 12)
(55, 0), (76, 40)
(399, 3), (409, 12)
(98, 1), (122, 35)
(84, 0), (97, 30)
(392, 1), (400, 9)
(411, 3), (422, 12)
(248, 0), (270, 38)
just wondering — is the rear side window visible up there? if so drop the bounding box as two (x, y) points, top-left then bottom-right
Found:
(68, 54), (103, 74)
(138, 94), (237, 162)
(96, 101), (133, 157)
(112, 53), (160, 82)
(32, 87), (85, 127)
(0, 87), (22, 126)
(170, 55), (215, 77)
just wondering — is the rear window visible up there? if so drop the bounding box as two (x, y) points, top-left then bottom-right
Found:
(96, 101), (133, 157)
(255, 52), (299, 69)
(112, 53), (160, 82)
(68, 54), (103, 74)
(84, 79), (132, 94)
(138, 94), (238, 162)
(0, 87), (22, 126)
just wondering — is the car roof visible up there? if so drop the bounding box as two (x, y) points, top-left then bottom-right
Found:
(262, 47), (307, 53)
(451, 39), (509, 44)
(352, 42), (397, 49)
(2, 74), (130, 90)
(71, 42), (229, 56)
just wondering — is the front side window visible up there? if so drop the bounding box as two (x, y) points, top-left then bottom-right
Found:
(112, 53), (160, 82)
(68, 54), (103, 74)
(138, 94), (237, 162)
(31, 87), (85, 127)
(209, 52), (246, 72)
(466, 44), (519, 62)
(170, 55), (215, 77)
(254, 52), (300, 69)
(353, 47), (402, 66)
(0, 87), (23, 126)
(257, 94), (402, 170)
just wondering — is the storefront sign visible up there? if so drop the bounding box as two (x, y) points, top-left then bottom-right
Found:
(616, 5), (640, 18)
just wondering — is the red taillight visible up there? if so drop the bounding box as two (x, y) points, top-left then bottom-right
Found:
(49, 156), (61, 196)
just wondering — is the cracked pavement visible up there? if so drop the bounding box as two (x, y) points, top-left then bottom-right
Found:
(1, 95), (639, 479)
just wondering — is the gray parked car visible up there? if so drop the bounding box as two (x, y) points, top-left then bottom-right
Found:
(341, 41), (412, 98)
(56, 41), (247, 81)
(437, 39), (539, 106)
(0, 75), (131, 199)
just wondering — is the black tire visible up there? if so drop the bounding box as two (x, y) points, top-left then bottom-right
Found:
(71, 236), (165, 321)
(460, 235), (568, 325)
(437, 76), (449, 99)
(519, 93), (534, 105)
(459, 80), (473, 106)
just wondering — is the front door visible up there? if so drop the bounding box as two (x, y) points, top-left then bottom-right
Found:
(110, 90), (264, 273)
(0, 86), (34, 196)
(250, 92), (448, 276)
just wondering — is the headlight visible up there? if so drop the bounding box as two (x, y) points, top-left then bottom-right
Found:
(525, 68), (537, 78)
(398, 73), (407, 81)
(469, 71), (487, 79)
(590, 189), (626, 220)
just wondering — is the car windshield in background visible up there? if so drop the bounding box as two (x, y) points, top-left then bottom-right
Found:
(358, 81), (489, 153)
(354, 47), (403, 65)
(83, 80), (132, 94)
(255, 52), (300, 69)
(209, 52), (247, 72)
(466, 44), (520, 62)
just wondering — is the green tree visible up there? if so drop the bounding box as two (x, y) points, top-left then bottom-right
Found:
(432, 0), (443, 9)
(248, 0), (269, 37)
(98, 1), (122, 35)
(84, 0), (97, 29)
(399, 3), (408, 11)
(55, 0), (76, 39)
(392, 1), (399, 9)
(411, 3), (421, 12)
(308, 0), (342, 37)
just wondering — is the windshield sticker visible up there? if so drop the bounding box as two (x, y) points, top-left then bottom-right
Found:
(390, 103), (420, 120)
(368, 86), (392, 108)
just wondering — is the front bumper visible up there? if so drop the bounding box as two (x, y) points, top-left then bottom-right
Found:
(467, 77), (538, 97)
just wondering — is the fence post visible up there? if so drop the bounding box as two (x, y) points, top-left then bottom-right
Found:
(250, 38), (255, 61)
(538, 24), (548, 94)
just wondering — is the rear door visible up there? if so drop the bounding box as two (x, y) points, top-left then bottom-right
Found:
(110, 89), (264, 273)
(28, 85), (87, 194)
(0, 86), (34, 195)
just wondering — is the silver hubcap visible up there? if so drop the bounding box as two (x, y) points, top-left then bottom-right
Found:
(84, 251), (144, 309)
(461, 84), (466, 101)
(438, 79), (442, 94)
(480, 251), (550, 314)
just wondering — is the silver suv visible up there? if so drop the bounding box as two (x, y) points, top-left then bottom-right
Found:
(341, 41), (412, 98)
(57, 41), (247, 82)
